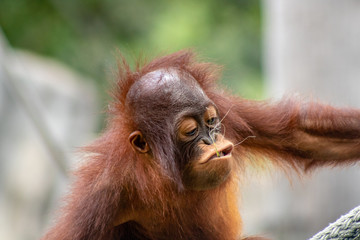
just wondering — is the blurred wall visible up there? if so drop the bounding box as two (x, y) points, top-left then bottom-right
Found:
(241, 1), (360, 239)
(0, 37), (98, 240)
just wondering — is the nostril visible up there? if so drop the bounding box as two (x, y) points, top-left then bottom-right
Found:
(223, 144), (233, 155)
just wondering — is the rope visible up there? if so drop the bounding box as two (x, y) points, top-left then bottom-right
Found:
(309, 205), (360, 240)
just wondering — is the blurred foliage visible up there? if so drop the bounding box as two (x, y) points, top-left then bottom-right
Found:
(0, 0), (262, 101)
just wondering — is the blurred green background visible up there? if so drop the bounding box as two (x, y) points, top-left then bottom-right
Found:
(0, 0), (263, 105)
(0, 2), (263, 238)
(3, 2), (360, 240)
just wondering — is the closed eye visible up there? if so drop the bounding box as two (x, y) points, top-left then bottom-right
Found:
(186, 128), (198, 136)
(178, 117), (198, 141)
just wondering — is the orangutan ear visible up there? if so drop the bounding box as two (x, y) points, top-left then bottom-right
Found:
(129, 131), (150, 153)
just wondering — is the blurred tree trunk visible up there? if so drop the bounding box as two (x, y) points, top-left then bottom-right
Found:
(265, 0), (360, 106)
(242, 1), (360, 240)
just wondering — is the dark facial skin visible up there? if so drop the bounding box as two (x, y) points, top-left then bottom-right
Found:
(127, 68), (234, 190)
(177, 105), (234, 190)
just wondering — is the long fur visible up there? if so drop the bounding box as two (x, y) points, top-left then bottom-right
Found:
(43, 50), (360, 240)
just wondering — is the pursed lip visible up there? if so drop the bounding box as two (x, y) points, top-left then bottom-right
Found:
(198, 142), (234, 164)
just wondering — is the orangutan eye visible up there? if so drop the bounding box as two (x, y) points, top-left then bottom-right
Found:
(207, 117), (218, 126)
(204, 106), (219, 127)
(186, 128), (198, 136)
(178, 118), (198, 141)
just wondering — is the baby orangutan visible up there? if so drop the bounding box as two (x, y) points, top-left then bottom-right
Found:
(43, 50), (360, 240)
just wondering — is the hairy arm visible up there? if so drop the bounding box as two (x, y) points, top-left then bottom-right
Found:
(210, 92), (360, 171)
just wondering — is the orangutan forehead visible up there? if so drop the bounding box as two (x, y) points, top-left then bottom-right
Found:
(125, 67), (212, 121)
(138, 68), (207, 98)
(140, 68), (181, 88)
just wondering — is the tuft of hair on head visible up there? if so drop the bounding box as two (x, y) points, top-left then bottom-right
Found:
(111, 49), (223, 110)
